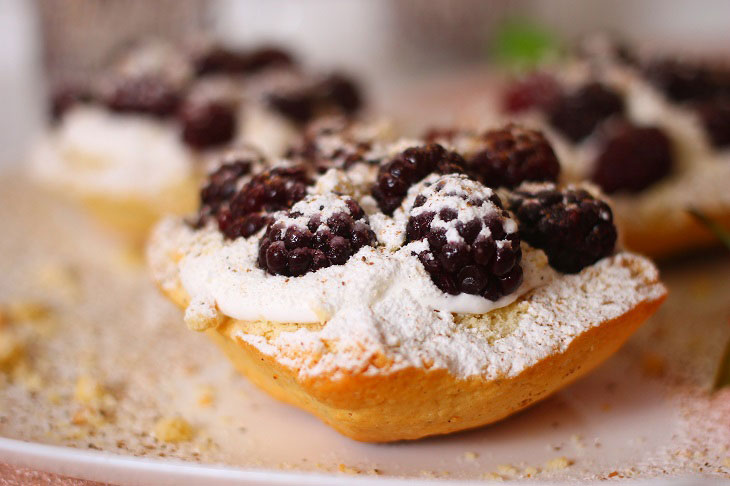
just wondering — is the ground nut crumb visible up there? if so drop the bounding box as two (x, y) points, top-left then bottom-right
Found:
(154, 416), (194, 443)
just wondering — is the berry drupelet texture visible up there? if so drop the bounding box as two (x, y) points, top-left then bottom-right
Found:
(196, 163), (312, 239)
(510, 184), (617, 274)
(372, 143), (466, 214)
(258, 194), (375, 276)
(546, 82), (624, 142)
(267, 73), (362, 125)
(592, 124), (674, 193)
(468, 124), (561, 189)
(103, 76), (181, 117)
(406, 175), (523, 301)
(179, 99), (237, 149)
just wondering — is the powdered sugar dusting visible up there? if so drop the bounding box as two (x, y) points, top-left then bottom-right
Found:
(149, 215), (664, 381)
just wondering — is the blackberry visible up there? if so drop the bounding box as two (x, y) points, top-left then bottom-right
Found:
(406, 174), (522, 300)
(179, 99), (237, 149)
(315, 73), (362, 115)
(243, 47), (296, 73)
(644, 59), (730, 103)
(510, 183), (616, 274)
(286, 117), (378, 173)
(193, 46), (248, 76)
(696, 99), (730, 149)
(372, 144), (466, 214)
(267, 73), (362, 125)
(219, 165), (312, 239)
(104, 76), (180, 117)
(546, 82), (624, 142)
(592, 124), (673, 193)
(501, 72), (562, 114)
(49, 81), (92, 121)
(257, 194), (375, 276)
(468, 124), (560, 189)
(194, 45), (295, 77)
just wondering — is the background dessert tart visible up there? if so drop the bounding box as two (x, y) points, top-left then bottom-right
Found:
(485, 39), (730, 258)
(147, 126), (666, 442)
(31, 39), (364, 242)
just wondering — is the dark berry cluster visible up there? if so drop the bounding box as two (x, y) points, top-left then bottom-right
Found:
(644, 59), (730, 104)
(286, 118), (378, 173)
(592, 124), (674, 193)
(406, 175), (523, 301)
(179, 99), (237, 148)
(50, 81), (92, 122)
(193, 45), (295, 77)
(257, 195), (376, 276)
(103, 76), (181, 117)
(546, 82), (624, 142)
(197, 163), (311, 239)
(372, 144), (466, 214)
(695, 100), (730, 149)
(468, 124), (561, 189)
(510, 184), (617, 274)
(501, 72), (562, 114)
(267, 73), (362, 125)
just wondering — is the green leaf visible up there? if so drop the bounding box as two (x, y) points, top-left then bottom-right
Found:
(490, 19), (562, 71)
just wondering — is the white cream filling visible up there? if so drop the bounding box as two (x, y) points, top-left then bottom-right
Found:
(31, 106), (193, 197)
(176, 220), (554, 325)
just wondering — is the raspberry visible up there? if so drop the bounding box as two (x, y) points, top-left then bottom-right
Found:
(696, 99), (730, 148)
(372, 144), (466, 214)
(216, 165), (312, 239)
(257, 193), (375, 276)
(179, 99), (237, 148)
(267, 73), (362, 125)
(592, 124), (673, 193)
(104, 76), (180, 117)
(406, 175), (522, 300)
(546, 82), (624, 142)
(510, 183), (616, 274)
(468, 124), (560, 188)
(501, 72), (562, 114)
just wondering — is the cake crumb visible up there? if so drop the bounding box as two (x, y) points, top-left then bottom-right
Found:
(196, 385), (215, 407)
(154, 416), (194, 443)
(523, 465), (539, 477)
(723, 457), (730, 468)
(74, 376), (105, 405)
(497, 464), (518, 476)
(481, 472), (504, 481)
(545, 456), (573, 471)
(3, 300), (51, 323)
(337, 463), (360, 474)
(463, 451), (478, 461)
(0, 330), (25, 372)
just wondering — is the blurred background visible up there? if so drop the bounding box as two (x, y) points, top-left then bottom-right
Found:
(2, 0), (730, 167)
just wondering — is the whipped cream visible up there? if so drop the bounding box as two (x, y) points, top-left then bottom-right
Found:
(31, 106), (194, 197)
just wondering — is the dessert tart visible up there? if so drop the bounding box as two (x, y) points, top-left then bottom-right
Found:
(147, 123), (666, 442)
(31, 40), (363, 242)
(487, 38), (730, 258)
